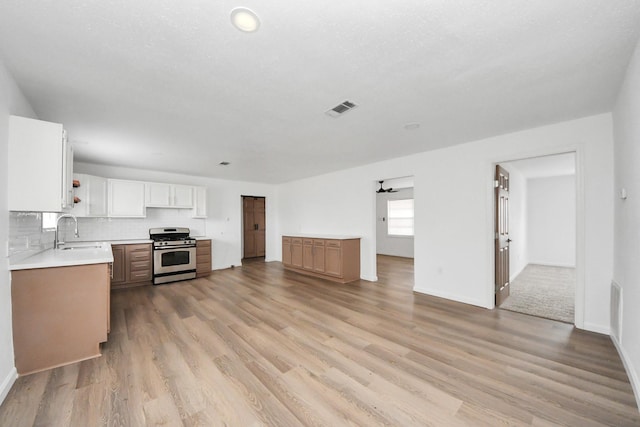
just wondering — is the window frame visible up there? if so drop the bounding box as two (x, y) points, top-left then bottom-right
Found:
(386, 198), (414, 237)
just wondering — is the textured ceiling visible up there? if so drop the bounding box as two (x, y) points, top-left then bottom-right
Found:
(0, 0), (639, 183)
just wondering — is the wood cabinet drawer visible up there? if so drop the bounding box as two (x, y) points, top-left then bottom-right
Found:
(197, 246), (211, 256)
(196, 240), (211, 248)
(197, 254), (211, 265)
(130, 260), (150, 272)
(125, 243), (151, 252)
(303, 238), (313, 245)
(282, 237), (291, 244)
(313, 239), (325, 246)
(129, 270), (151, 281)
(291, 238), (303, 245)
(128, 250), (150, 261)
(326, 240), (341, 248)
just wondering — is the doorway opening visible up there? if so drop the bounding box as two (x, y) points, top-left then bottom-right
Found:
(242, 196), (266, 260)
(375, 176), (415, 289)
(495, 153), (576, 323)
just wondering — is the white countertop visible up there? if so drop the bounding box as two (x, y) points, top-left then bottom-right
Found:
(282, 234), (361, 240)
(104, 239), (153, 245)
(9, 242), (114, 271)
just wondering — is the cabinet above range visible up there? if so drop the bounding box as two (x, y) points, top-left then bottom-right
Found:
(146, 182), (193, 208)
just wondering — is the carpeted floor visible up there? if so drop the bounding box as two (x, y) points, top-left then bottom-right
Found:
(499, 264), (575, 323)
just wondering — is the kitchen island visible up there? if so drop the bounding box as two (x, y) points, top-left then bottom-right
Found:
(9, 243), (113, 375)
(282, 234), (361, 283)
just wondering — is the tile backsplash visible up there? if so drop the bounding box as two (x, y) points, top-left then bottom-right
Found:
(9, 208), (207, 257)
(9, 212), (55, 256)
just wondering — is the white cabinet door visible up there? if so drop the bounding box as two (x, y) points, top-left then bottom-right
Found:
(8, 116), (66, 212)
(108, 179), (146, 217)
(61, 135), (74, 211)
(146, 182), (172, 207)
(87, 175), (108, 216)
(146, 183), (193, 208)
(193, 186), (207, 218)
(173, 185), (193, 208)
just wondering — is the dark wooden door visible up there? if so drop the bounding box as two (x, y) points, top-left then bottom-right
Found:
(243, 196), (266, 259)
(495, 165), (510, 306)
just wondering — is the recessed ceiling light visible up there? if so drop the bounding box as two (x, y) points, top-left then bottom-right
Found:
(230, 8), (260, 32)
(403, 122), (420, 131)
(219, 161), (231, 166)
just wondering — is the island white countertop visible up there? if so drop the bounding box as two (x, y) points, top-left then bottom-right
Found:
(9, 242), (114, 271)
(282, 234), (361, 240)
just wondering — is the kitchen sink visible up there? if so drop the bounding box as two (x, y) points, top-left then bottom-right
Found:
(59, 244), (104, 251)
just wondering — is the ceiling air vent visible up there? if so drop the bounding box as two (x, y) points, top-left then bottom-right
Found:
(325, 100), (358, 118)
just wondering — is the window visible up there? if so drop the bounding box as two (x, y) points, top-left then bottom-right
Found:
(42, 213), (57, 230)
(387, 199), (414, 236)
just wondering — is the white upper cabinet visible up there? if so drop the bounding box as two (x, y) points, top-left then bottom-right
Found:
(193, 186), (207, 218)
(145, 183), (194, 208)
(108, 179), (146, 217)
(8, 115), (73, 212)
(173, 185), (193, 208)
(72, 174), (108, 217)
(145, 182), (171, 207)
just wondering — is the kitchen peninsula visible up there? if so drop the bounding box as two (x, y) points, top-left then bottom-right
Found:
(9, 243), (113, 375)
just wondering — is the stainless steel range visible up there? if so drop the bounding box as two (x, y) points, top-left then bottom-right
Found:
(150, 227), (197, 285)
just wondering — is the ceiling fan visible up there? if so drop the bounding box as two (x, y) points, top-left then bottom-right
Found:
(376, 180), (398, 193)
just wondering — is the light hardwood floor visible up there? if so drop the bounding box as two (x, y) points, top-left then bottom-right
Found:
(1, 255), (638, 426)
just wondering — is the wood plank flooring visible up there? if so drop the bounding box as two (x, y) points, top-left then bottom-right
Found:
(1, 255), (638, 426)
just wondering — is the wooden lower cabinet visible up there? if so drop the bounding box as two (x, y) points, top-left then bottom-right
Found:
(196, 239), (212, 277)
(111, 245), (126, 283)
(12, 263), (110, 375)
(282, 236), (360, 283)
(291, 237), (303, 268)
(111, 243), (152, 289)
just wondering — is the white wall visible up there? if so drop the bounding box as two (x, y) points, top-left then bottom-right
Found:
(500, 164), (527, 280)
(0, 61), (36, 404)
(74, 162), (278, 270)
(526, 175), (576, 267)
(276, 113), (613, 333)
(376, 188), (414, 258)
(612, 37), (640, 408)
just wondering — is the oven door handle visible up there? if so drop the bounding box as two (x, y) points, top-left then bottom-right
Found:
(154, 246), (197, 251)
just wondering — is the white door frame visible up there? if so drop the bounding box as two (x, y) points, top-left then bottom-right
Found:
(487, 146), (584, 329)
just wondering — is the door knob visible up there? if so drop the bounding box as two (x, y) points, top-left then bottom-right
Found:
(507, 238), (512, 243)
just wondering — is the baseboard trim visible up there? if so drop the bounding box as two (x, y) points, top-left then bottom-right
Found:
(581, 322), (610, 335)
(527, 261), (576, 268)
(413, 286), (488, 309)
(0, 367), (17, 406)
(612, 336), (640, 412)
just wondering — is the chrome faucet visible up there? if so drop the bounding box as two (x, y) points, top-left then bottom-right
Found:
(54, 214), (79, 249)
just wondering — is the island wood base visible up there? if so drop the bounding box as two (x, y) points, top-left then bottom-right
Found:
(11, 263), (110, 375)
(282, 236), (360, 283)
